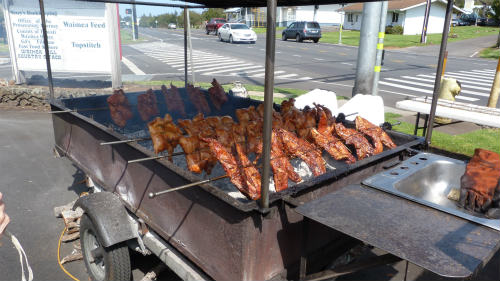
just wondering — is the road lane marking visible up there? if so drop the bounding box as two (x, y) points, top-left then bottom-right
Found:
(170, 59), (240, 68)
(457, 70), (494, 78)
(390, 59), (405, 63)
(470, 69), (495, 74)
(470, 51), (479, 57)
(180, 62), (252, 72)
(122, 56), (146, 75)
(341, 62), (353, 66)
(276, 73), (298, 78)
(319, 50), (327, 53)
(402, 76), (491, 91)
(417, 74), (491, 86)
(378, 81), (478, 101)
(444, 72), (493, 82)
(293, 54), (301, 57)
(203, 65), (262, 75)
(338, 52), (347, 56)
(385, 78), (489, 97)
(313, 58), (324, 61)
(300, 77), (312, 80)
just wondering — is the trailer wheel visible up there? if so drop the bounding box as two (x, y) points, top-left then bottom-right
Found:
(80, 214), (131, 281)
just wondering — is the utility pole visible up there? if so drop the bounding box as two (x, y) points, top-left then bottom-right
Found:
(352, 1), (382, 96)
(186, 8), (195, 84)
(313, 5), (319, 21)
(488, 56), (500, 108)
(372, 1), (388, 96)
(420, 0), (431, 43)
(131, 2), (138, 40)
(339, 4), (344, 44)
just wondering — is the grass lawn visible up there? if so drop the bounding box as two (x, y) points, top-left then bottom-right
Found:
(120, 28), (146, 45)
(385, 113), (500, 156)
(479, 46), (500, 59)
(321, 26), (500, 48)
(252, 27), (285, 34)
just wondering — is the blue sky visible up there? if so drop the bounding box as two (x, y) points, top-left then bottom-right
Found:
(118, 1), (205, 17)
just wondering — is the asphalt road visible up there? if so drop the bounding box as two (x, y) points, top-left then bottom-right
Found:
(1, 28), (498, 109)
(123, 27), (498, 108)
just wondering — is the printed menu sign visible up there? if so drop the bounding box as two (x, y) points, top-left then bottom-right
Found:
(4, 0), (113, 73)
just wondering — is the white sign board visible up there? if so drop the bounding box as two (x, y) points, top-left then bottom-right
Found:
(3, 0), (117, 73)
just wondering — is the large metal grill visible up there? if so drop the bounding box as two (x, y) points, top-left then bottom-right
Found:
(53, 88), (424, 212)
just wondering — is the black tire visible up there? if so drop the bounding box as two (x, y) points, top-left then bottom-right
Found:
(282, 33), (287, 41)
(313, 38), (319, 43)
(219, 33), (223, 41)
(205, 28), (209, 35)
(80, 214), (131, 281)
(296, 34), (302, 42)
(229, 35), (234, 44)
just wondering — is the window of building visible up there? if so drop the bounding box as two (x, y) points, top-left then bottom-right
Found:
(347, 13), (353, 22)
(355, 15), (359, 22)
(392, 12), (399, 23)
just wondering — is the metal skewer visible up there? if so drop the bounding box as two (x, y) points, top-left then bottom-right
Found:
(48, 107), (108, 114)
(100, 137), (151, 146)
(148, 174), (228, 198)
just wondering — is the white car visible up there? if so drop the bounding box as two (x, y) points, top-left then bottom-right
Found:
(218, 23), (257, 44)
(168, 23), (176, 29)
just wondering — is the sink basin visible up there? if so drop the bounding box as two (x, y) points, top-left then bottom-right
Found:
(363, 153), (500, 231)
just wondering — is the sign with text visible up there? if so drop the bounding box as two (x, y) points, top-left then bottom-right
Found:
(3, 0), (115, 73)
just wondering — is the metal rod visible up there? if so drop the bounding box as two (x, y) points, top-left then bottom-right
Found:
(148, 175), (228, 198)
(128, 154), (173, 164)
(420, 0), (432, 43)
(259, 0), (277, 211)
(372, 1), (388, 96)
(186, 8), (195, 84)
(425, 0), (453, 145)
(100, 137), (150, 146)
(184, 7), (188, 89)
(38, 0), (54, 100)
(48, 107), (108, 114)
(77, 0), (204, 8)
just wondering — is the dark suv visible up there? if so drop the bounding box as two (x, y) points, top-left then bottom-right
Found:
(282, 21), (321, 43)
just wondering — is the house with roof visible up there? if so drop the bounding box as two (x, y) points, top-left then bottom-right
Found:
(228, 5), (343, 27)
(340, 0), (466, 35)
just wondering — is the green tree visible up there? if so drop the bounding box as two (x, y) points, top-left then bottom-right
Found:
(491, 0), (500, 21)
(201, 8), (225, 21)
(177, 10), (203, 28)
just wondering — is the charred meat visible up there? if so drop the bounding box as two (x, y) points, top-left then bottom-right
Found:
(107, 89), (133, 128)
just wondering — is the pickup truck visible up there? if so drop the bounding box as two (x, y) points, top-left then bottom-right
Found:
(205, 18), (227, 35)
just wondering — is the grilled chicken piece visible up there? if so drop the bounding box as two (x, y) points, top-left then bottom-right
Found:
(277, 128), (326, 177)
(334, 122), (374, 160)
(187, 84), (211, 114)
(235, 143), (261, 200)
(355, 116), (396, 154)
(163, 84), (186, 117)
(206, 116), (222, 129)
(137, 89), (159, 121)
(232, 123), (247, 153)
(221, 116), (234, 127)
(310, 128), (356, 164)
(208, 79), (228, 111)
(317, 108), (333, 135)
(247, 106), (260, 121)
(270, 130), (301, 191)
(178, 113), (205, 136)
(179, 136), (203, 173)
(280, 98), (296, 116)
(147, 114), (182, 159)
(246, 120), (263, 155)
(216, 128), (234, 151)
(199, 127), (217, 174)
(107, 89), (133, 128)
(236, 108), (251, 127)
(201, 138), (249, 198)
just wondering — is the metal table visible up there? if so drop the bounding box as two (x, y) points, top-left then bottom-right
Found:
(296, 184), (500, 279)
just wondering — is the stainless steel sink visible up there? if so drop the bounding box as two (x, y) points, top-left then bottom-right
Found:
(363, 153), (500, 231)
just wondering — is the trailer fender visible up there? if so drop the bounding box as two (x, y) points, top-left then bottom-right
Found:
(73, 192), (138, 247)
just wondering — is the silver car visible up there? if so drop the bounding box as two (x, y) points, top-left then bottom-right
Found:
(218, 23), (257, 44)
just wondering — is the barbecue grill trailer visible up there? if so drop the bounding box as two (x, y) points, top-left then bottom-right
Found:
(39, 0), (500, 280)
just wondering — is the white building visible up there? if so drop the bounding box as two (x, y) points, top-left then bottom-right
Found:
(341, 0), (465, 35)
(233, 5), (343, 27)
